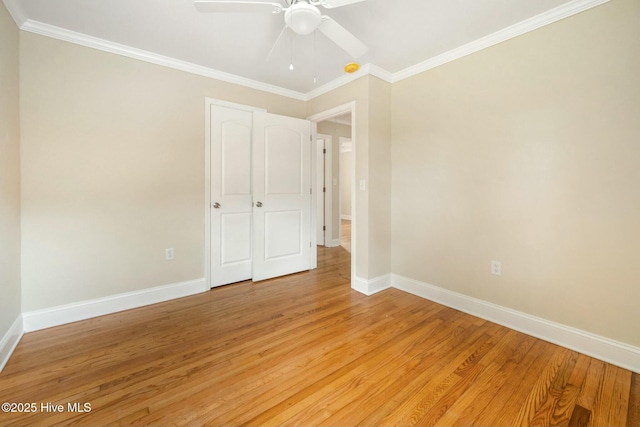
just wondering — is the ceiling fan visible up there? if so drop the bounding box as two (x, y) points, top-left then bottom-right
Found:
(194, 0), (369, 59)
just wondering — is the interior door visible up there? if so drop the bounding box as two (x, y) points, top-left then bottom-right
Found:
(210, 106), (253, 287)
(252, 112), (312, 281)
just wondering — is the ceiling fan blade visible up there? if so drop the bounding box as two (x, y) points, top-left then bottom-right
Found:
(194, 1), (283, 14)
(266, 25), (291, 62)
(318, 16), (367, 58)
(315, 0), (366, 9)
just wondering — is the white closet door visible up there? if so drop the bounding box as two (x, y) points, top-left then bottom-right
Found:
(210, 106), (253, 287)
(252, 112), (312, 281)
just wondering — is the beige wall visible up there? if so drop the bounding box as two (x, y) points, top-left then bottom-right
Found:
(367, 76), (392, 279)
(391, 0), (640, 346)
(19, 32), (305, 311)
(317, 121), (351, 241)
(0, 3), (21, 337)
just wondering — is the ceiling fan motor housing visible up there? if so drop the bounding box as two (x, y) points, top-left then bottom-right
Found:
(285, 2), (322, 35)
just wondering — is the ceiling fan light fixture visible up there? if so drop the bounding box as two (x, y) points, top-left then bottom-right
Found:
(284, 2), (322, 35)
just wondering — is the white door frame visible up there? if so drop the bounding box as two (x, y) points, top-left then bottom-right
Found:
(307, 101), (356, 282)
(316, 133), (333, 246)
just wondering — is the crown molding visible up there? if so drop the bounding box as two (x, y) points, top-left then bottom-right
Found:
(367, 63), (394, 83)
(19, 19), (307, 101)
(13, 0), (609, 101)
(2, 0), (26, 26)
(303, 63), (371, 101)
(391, 0), (610, 83)
(303, 63), (393, 101)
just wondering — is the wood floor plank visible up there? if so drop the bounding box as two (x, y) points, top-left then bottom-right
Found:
(0, 246), (636, 427)
(480, 337), (557, 426)
(527, 350), (580, 427)
(591, 363), (624, 427)
(607, 366), (632, 427)
(438, 330), (535, 425)
(237, 309), (471, 426)
(576, 358), (606, 411)
(628, 373), (640, 427)
(546, 354), (592, 427)
(373, 325), (512, 427)
(512, 346), (570, 426)
(133, 294), (442, 426)
(415, 361), (486, 426)
(60, 294), (405, 425)
(335, 321), (503, 426)
(1, 286), (355, 406)
(287, 325), (502, 425)
(550, 384), (581, 427)
(568, 404), (592, 427)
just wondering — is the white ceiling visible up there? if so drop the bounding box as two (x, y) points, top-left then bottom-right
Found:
(6, 0), (591, 96)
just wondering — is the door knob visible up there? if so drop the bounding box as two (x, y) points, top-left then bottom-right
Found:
(255, 201), (263, 207)
(212, 202), (221, 209)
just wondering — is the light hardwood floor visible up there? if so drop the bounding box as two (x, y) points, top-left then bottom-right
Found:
(0, 247), (638, 426)
(340, 219), (351, 253)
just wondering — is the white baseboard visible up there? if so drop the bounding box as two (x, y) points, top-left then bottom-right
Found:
(0, 315), (24, 373)
(22, 278), (206, 332)
(324, 238), (341, 248)
(340, 215), (352, 220)
(391, 274), (640, 374)
(321, 239), (338, 248)
(351, 274), (392, 296)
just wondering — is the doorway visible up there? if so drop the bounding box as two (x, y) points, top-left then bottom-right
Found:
(339, 137), (352, 252)
(308, 102), (356, 279)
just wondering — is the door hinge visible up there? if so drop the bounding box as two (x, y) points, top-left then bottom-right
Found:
(323, 226), (326, 231)
(323, 187), (326, 193)
(323, 148), (326, 154)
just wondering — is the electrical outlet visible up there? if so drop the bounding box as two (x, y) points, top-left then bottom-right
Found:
(491, 260), (502, 276)
(165, 248), (174, 261)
